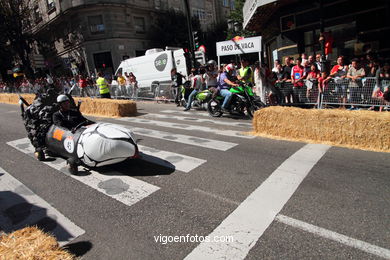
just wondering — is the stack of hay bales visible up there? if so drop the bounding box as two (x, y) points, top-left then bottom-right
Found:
(0, 227), (74, 259)
(253, 107), (390, 153)
(0, 94), (137, 117)
(74, 97), (137, 117)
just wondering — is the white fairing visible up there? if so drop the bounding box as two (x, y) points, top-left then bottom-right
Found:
(77, 123), (137, 167)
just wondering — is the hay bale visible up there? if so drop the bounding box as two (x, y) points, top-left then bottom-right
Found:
(73, 97), (137, 117)
(253, 107), (390, 153)
(0, 227), (75, 259)
(0, 94), (137, 117)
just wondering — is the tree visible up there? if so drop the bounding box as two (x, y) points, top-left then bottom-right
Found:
(0, 0), (35, 78)
(226, 0), (255, 40)
(148, 9), (202, 50)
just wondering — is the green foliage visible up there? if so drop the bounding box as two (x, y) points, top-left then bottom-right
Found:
(0, 0), (34, 78)
(226, 0), (255, 40)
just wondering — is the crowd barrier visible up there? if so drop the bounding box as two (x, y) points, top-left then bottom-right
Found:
(264, 77), (389, 109)
(1, 77), (388, 109)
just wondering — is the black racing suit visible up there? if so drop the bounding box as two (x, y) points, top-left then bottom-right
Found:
(52, 109), (89, 130)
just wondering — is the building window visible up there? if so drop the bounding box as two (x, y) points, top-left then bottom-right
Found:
(47, 0), (55, 11)
(222, 0), (229, 7)
(192, 8), (206, 21)
(134, 17), (146, 33)
(230, 0), (235, 10)
(88, 15), (105, 34)
(34, 6), (42, 23)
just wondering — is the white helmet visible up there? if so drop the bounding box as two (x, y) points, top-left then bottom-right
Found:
(207, 60), (217, 67)
(225, 63), (234, 72)
(57, 94), (70, 103)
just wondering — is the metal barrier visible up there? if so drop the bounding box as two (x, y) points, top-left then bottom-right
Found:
(263, 77), (389, 109)
(2, 77), (388, 109)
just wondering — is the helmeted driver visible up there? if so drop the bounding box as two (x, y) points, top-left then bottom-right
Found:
(52, 95), (90, 130)
(218, 64), (239, 112)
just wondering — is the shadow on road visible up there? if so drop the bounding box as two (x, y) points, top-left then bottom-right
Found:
(63, 241), (93, 257)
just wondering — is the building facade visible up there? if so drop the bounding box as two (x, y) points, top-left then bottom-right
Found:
(243, 0), (389, 67)
(29, 0), (235, 76)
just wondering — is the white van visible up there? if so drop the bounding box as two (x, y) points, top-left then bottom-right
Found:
(115, 48), (190, 96)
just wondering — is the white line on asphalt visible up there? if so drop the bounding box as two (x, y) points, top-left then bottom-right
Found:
(184, 143), (330, 260)
(143, 113), (252, 127)
(138, 145), (207, 173)
(193, 188), (390, 259)
(117, 117), (255, 139)
(127, 126), (237, 151)
(0, 167), (85, 246)
(275, 215), (390, 259)
(7, 138), (160, 208)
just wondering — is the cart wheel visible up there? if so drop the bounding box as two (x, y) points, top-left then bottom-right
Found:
(34, 148), (45, 161)
(67, 159), (79, 175)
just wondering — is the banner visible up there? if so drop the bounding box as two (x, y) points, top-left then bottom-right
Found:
(216, 36), (262, 56)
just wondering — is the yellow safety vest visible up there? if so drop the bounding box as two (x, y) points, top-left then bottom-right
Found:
(239, 66), (253, 83)
(96, 77), (110, 94)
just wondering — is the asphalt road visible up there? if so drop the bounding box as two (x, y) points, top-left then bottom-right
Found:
(0, 101), (389, 260)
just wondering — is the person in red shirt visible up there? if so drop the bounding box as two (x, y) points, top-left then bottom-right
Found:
(330, 56), (348, 106)
(78, 74), (90, 97)
(291, 57), (306, 103)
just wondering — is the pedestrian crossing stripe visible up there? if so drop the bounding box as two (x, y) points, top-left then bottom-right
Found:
(0, 166), (85, 246)
(143, 113), (252, 127)
(117, 117), (255, 139)
(121, 126), (237, 151)
(7, 138), (161, 208)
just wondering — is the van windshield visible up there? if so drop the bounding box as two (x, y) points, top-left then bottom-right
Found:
(115, 67), (123, 76)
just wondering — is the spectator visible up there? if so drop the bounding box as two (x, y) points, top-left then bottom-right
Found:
(282, 57), (294, 103)
(117, 72), (126, 97)
(254, 61), (265, 103)
(371, 62), (390, 110)
(315, 54), (322, 71)
(78, 75), (91, 97)
(171, 68), (185, 106)
(301, 53), (308, 64)
(347, 58), (365, 109)
(330, 56), (349, 106)
(308, 55), (315, 66)
(272, 63), (285, 104)
(129, 72), (138, 100)
(124, 72), (131, 97)
(184, 68), (203, 111)
(317, 71), (331, 108)
(272, 59), (281, 73)
(305, 64), (320, 103)
(291, 57), (306, 103)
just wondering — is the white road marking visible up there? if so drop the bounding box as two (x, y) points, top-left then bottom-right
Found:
(117, 117), (254, 139)
(143, 113), (252, 127)
(126, 126), (237, 151)
(184, 144), (330, 260)
(138, 145), (207, 173)
(0, 167), (85, 246)
(7, 138), (160, 208)
(275, 215), (390, 259)
(194, 188), (390, 259)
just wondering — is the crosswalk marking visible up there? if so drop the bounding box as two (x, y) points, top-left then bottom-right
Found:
(123, 126), (237, 151)
(7, 138), (160, 208)
(184, 144), (330, 260)
(0, 167), (85, 246)
(143, 113), (252, 127)
(138, 145), (206, 173)
(117, 118), (255, 139)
